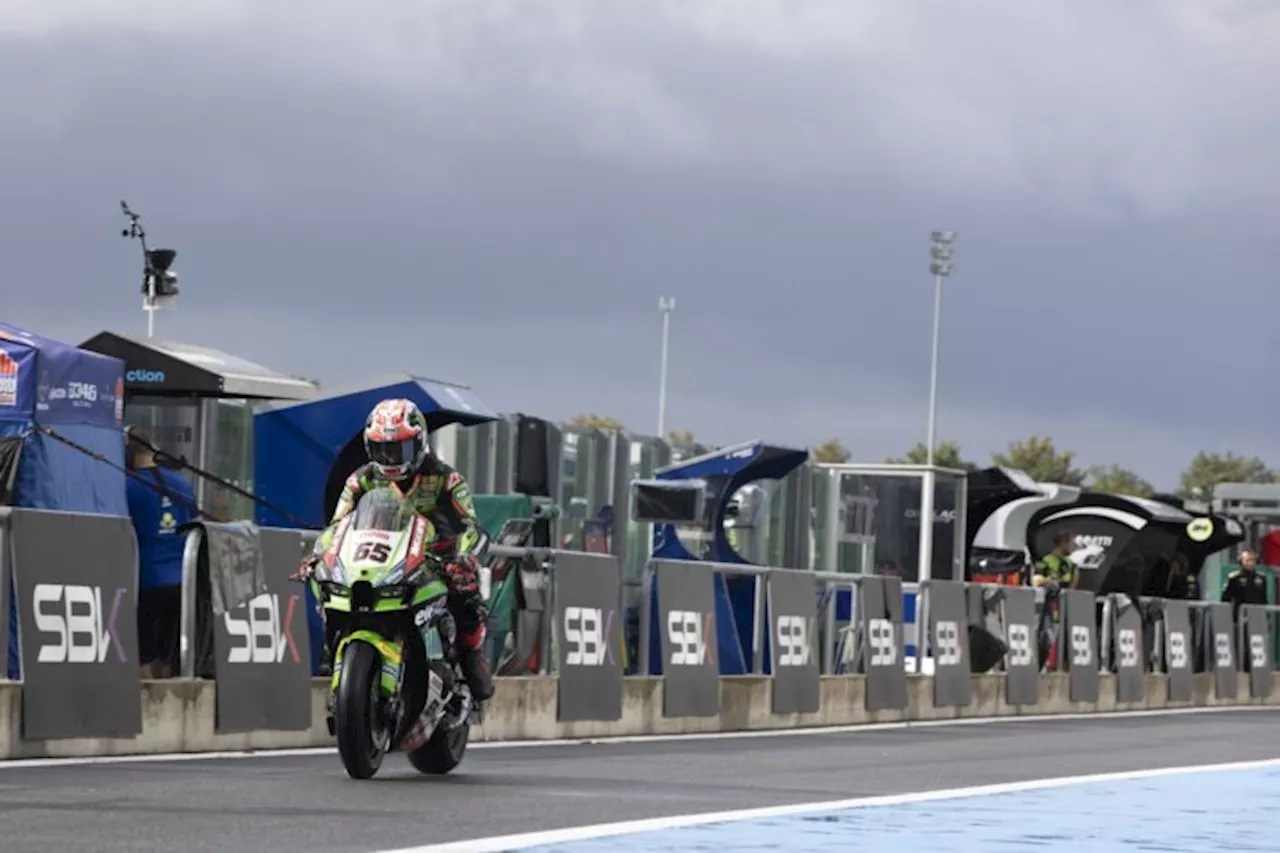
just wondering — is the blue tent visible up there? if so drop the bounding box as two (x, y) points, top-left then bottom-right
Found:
(253, 373), (499, 530)
(1, 323), (128, 677)
(254, 373), (498, 674)
(646, 440), (810, 678)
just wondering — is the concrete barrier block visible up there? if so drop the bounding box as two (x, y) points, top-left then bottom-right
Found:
(4, 664), (1280, 761)
(816, 675), (867, 726)
(970, 674), (1004, 718)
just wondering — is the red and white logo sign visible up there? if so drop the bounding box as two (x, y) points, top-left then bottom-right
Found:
(0, 349), (20, 407)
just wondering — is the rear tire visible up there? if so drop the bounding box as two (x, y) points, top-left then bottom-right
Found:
(336, 641), (387, 780)
(407, 721), (470, 775)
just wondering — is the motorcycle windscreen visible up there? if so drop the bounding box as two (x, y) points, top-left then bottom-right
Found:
(1030, 513), (1141, 593)
(351, 487), (416, 532)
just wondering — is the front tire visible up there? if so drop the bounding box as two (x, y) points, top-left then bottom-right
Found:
(407, 722), (469, 775)
(336, 641), (388, 780)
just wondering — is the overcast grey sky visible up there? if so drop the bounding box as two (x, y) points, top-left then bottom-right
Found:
(2, 1), (1278, 489)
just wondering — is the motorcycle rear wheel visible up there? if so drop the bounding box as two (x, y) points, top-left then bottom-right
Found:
(407, 720), (470, 775)
(336, 641), (388, 780)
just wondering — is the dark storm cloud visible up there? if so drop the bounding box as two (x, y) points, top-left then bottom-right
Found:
(2, 1), (1278, 487)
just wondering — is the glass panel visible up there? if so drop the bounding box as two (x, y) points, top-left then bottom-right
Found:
(766, 473), (789, 568)
(926, 473), (962, 581)
(206, 398), (255, 521)
(123, 397), (200, 492)
(811, 469), (830, 571)
(722, 482), (771, 564)
(834, 470), (965, 582)
(624, 439), (654, 581)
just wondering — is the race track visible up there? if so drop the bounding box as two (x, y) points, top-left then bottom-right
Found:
(1, 709), (1278, 853)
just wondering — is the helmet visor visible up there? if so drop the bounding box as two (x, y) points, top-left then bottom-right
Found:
(367, 438), (417, 471)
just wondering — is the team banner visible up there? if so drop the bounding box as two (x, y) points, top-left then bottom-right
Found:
(861, 575), (906, 711)
(10, 509), (142, 740)
(1002, 586), (1038, 706)
(1207, 602), (1238, 700)
(554, 551), (623, 721)
(1244, 604), (1271, 699)
(210, 526), (311, 733)
(1112, 595), (1145, 704)
(1163, 600), (1194, 702)
(928, 581), (972, 708)
(1063, 589), (1099, 703)
(767, 568), (820, 715)
(654, 560), (719, 717)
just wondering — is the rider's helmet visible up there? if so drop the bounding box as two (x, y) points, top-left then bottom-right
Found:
(363, 398), (430, 480)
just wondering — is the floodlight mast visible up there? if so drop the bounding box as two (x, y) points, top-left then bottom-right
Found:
(918, 230), (956, 587)
(657, 296), (676, 438)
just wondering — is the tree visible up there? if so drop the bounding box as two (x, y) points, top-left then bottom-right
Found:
(1085, 464), (1154, 498)
(885, 440), (978, 472)
(1177, 451), (1275, 499)
(811, 438), (851, 464)
(570, 414), (625, 431)
(991, 435), (1085, 485)
(667, 429), (696, 447)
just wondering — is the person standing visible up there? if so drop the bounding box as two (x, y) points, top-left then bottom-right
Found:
(125, 425), (197, 679)
(1222, 548), (1270, 614)
(1222, 547), (1270, 668)
(1033, 530), (1078, 590)
(1164, 552), (1199, 600)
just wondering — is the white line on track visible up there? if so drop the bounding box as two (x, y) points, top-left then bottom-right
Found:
(0, 702), (1276, 771)
(386, 757), (1280, 853)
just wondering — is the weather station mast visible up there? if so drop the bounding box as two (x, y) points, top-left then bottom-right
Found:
(120, 201), (180, 340)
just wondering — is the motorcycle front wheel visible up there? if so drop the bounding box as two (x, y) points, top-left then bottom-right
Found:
(335, 641), (389, 780)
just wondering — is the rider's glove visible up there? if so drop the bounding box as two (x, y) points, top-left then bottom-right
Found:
(291, 555), (319, 582)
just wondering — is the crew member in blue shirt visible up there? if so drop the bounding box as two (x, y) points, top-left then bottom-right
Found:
(125, 425), (197, 679)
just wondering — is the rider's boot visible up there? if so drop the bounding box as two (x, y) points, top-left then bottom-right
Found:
(445, 556), (495, 703)
(458, 626), (495, 702)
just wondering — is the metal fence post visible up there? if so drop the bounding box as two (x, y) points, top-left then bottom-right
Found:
(916, 580), (932, 675)
(639, 563), (653, 677)
(751, 574), (765, 674)
(179, 527), (204, 679)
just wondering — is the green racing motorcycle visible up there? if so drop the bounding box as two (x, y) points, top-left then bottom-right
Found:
(304, 486), (481, 780)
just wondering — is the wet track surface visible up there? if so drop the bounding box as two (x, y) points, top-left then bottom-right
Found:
(1, 710), (1278, 853)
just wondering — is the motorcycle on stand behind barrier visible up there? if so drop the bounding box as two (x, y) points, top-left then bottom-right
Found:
(301, 486), (478, 780)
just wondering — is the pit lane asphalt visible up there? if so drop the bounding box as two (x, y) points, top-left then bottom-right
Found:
(1, 710), (1277, 853)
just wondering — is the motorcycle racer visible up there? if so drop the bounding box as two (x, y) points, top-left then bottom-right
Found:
(307, 398), (495, 707)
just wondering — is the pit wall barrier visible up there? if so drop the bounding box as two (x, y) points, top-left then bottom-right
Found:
(2, 507), (1279, 761)
(2, 672), (1279, 760)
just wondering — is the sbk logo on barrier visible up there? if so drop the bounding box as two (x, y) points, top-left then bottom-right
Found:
(667, 610), (714, 666)
(1168, 631), (1188, 669)
(1007, 623), (1033, 667)
(33, 583), (128, 664)
(563, 606), (616, 666)
(775, 615), (811, 667)
(224, 593), (301, 664)
(868, 618), (897, 667)
(1214, 632), (1233, 668)
(1117, 628), (1139, 669)
(1251, 634), (1267, 669)
(1070, 626), (1092, 667)
(935, 620), (962, 667)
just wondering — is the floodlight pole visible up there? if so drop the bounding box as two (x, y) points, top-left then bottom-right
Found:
(657, 296), (675, 439)
(918, 230), (956, 587)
